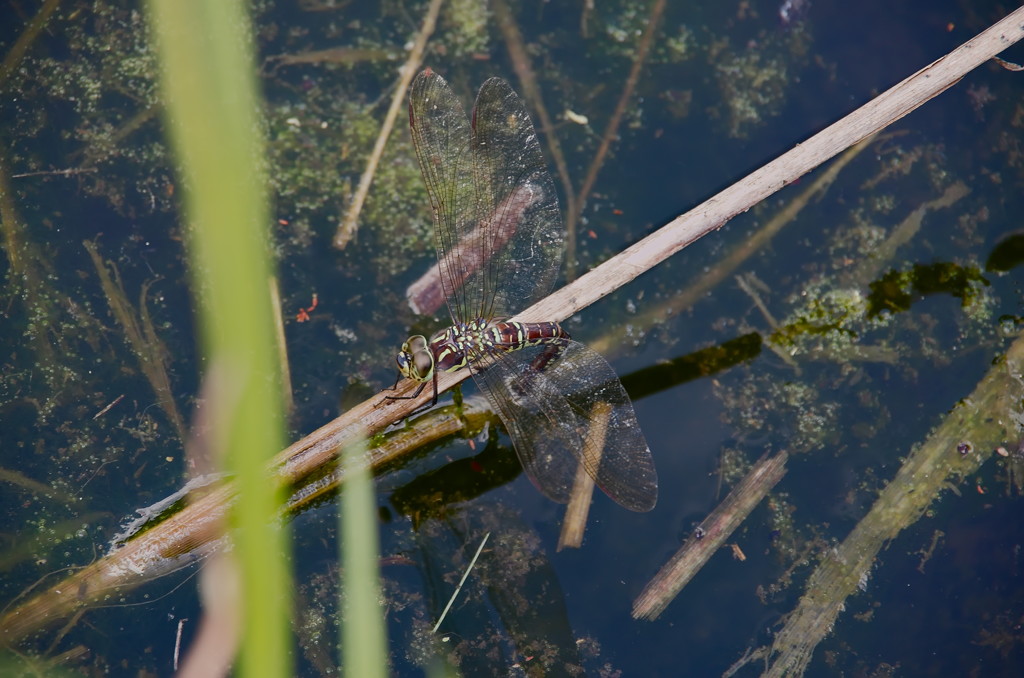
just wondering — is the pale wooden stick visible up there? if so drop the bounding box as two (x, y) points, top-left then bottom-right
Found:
(432, 532), (490, 633)
(586, 134), (875, 357)
(557, 401), (611, 551)
(521, 5), (1024, 327)
(632, 452), (788, 621)
(332, 0), (443, 249)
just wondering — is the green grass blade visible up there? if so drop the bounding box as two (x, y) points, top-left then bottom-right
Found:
(341, 437), (388, 677)
(144, 1), (290, 676)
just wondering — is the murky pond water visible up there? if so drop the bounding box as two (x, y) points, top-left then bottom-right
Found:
(2, 1), (1023, 675)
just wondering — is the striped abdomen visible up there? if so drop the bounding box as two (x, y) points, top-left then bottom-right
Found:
(432, 319), (569, 374)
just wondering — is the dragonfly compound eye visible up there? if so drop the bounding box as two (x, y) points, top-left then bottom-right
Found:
(406, 335), (428, 353)
(398, 335), (430, 378)
(412, 349), (434, 380)
(396, 351), (412, 376)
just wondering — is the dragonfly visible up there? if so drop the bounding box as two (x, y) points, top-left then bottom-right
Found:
(391, 68), (658, 512)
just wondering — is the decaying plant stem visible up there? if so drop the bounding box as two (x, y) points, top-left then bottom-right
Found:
(84, 239), (187, 442)
(632, 451), (788, 621)
(761, 330), (1024, 677)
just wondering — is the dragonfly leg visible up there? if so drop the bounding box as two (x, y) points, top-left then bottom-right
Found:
(382, 379), (428, 402)
(508, 336), (571, 400)
(529, 336), (570, 373)
(380, 374), (441, 420)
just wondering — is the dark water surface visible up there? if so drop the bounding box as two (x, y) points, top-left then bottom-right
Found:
(2, 0), (1023, 675)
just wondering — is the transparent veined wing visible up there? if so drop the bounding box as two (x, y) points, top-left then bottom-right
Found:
(408, 70), (563, 324)
(471, 341), (659, 512)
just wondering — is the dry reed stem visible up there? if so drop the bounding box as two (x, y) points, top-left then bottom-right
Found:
(586, 134), (874, 358)
(568, 0), (667, 278)
(520, 6), (1024, 329)
(332, 0), (443, 249)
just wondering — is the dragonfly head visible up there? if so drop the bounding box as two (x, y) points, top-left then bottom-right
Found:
(397, 335), (434, 382)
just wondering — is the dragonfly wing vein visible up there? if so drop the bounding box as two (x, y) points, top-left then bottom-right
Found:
(409, 71), (476, 325)
(469, 77), (563, 321)
(409, 70), (563, 325)
(472, 341), (659, 512)
(471, 346), (581, 505)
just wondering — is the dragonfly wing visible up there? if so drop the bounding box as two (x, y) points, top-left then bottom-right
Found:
(409, 70), (562, 325)
(469, 78), (563, 321)
(472, 341), (658, 512)
(408, 71), (477, 325)
(471, 346), (581, 505)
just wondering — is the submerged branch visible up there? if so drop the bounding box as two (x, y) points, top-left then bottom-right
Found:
(846, 181), (971, 288)
(762, 330), (1024, 677)
(0, 151), (62, 365)
(84, 239), (187, 442)
(76, 103), (161, 168)
(332, 0), (442, 249)
(493, 0), (577, 264)
(567, 0), (667, 278)
(265, 46), (397, 70)
(0, 0), (62, 90)
(632, 451), (788, 620)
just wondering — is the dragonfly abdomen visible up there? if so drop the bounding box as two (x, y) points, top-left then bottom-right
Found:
(489, 320), (568, 349)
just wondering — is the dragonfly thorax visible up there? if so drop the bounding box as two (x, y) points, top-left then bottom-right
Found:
(398, 319), (570, 386)
(397, 320), (491, 384)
